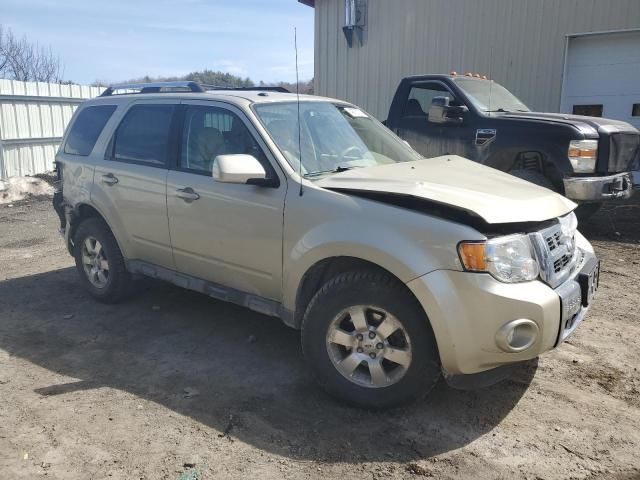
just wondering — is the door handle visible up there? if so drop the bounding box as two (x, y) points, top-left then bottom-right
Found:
(175, 187), (200, 202)
(101, 173), (118, 185)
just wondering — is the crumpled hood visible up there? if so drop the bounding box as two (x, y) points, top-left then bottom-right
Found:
(316, 156), (576, 224)
(502, 111), (639, 136)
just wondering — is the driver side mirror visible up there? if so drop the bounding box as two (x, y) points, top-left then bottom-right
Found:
(212, 154), (275, 187)
(428, 96), (468, 125)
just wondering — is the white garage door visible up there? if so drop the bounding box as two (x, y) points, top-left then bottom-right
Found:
(561, 30), (640, 129)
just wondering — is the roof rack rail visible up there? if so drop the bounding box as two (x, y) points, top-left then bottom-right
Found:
(100, 81), (291, 97)
(100, 81), (205, 96)
(201, 85), (291, 93)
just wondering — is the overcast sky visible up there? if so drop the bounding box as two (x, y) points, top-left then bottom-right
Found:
(1, 0), (315, 85)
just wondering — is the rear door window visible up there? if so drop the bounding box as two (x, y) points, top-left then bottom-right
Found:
(111, 104), (175, 166)
(64, 105), (117, 156)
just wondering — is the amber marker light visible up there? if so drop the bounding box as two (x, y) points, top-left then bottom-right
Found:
(458, 242), (487, 271)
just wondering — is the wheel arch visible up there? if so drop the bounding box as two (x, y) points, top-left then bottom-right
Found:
(68, 203), (126, 257)
(289, 256), (436, 339)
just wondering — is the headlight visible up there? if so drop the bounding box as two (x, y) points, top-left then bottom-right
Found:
(568, 139), (597, 173)
(458, 234), (539, 283)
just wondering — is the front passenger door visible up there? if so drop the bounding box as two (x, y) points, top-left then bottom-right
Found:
(166, 102), (286, 301)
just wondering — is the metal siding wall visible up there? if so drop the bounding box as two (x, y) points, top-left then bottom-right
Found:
(314, 0), (640, 120)
(0, 79), (104, 179)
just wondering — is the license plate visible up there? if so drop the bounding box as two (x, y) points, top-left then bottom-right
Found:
(578, 258), (600, 307)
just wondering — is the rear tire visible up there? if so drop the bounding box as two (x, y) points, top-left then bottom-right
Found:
(73, 218), (132, 303)
(301, 269), (441, 409)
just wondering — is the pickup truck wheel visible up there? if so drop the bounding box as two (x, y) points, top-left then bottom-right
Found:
(509, 169), (556, 191)
(73, 218), (132, 304)
(301, 270), (440, 409)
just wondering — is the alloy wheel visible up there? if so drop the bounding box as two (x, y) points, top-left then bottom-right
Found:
(325, 305), (412, 388)
(81, 236), (109, 288)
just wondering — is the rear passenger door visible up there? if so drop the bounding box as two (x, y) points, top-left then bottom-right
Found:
(166, 101), (286, 301)
(92, 101), (177, 269)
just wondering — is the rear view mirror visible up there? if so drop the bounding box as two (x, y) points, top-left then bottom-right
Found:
(212, 154), (268, 185)
(428, 96), (468, 125)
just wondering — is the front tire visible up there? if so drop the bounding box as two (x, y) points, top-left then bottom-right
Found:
(73, 218), (132, 303)
(301, 269), (440, 409)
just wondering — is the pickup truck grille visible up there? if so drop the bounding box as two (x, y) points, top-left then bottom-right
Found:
(608, 133), (640, 173)
(530, 213), (580, 288)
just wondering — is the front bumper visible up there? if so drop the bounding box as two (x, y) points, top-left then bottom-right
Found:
(563, 172), (633, 201)
(406, 247), (598, 376)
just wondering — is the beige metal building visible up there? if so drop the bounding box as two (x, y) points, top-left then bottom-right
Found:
(300, 0), (640, 125)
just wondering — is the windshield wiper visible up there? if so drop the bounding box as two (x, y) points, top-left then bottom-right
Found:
(304, 165), (361, 178)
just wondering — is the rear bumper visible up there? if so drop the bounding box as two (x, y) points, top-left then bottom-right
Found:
(563, 172), (633, 201)
(406, 247), (597, 376)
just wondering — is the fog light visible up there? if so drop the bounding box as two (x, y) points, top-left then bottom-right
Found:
(496, 319), (539, 352)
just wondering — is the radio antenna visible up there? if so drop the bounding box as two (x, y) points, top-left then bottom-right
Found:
(488, 45), (494, 114)
(294, 27), (304, 196)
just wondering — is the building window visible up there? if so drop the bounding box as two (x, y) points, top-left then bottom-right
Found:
(572, 105), (603, 117)
(632, 104), (640, 117)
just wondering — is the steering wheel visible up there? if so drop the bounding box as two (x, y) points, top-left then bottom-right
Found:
(339, 145), (365, 163)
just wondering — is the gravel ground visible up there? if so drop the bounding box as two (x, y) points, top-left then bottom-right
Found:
(0, 195), (639, 480)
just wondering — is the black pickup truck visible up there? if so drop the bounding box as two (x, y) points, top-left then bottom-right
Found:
(385, 74), (639, 218)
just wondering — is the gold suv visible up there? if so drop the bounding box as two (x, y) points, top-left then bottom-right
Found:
(53, 81), (599, 408)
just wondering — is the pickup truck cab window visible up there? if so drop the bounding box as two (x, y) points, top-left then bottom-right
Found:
(254, 101), (422, 177)
(404, 82), (456, 118)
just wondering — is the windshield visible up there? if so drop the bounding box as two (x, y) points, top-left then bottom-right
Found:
(453, 78), (530, 113)
(253, 101), (423, 177)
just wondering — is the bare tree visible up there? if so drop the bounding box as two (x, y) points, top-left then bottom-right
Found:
(0, 25), (63, 83)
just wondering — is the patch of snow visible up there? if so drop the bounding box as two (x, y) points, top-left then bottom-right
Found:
(0, 176), (54, 205)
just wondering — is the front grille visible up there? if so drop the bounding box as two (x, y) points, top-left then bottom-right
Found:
(546, 231), (561, 251)
(553, 254), (571, 273)
(530, 213), (579, 288)
(609, 133), (640, 173)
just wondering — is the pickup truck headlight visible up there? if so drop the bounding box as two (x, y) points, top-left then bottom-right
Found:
(568, 139), (598, 173)
(458, 234), (539, 283)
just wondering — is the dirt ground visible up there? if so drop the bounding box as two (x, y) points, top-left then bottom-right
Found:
(0, 194), (639, 480)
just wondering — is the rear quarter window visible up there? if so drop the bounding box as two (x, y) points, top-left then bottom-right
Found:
(64, 105), (117, 156)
